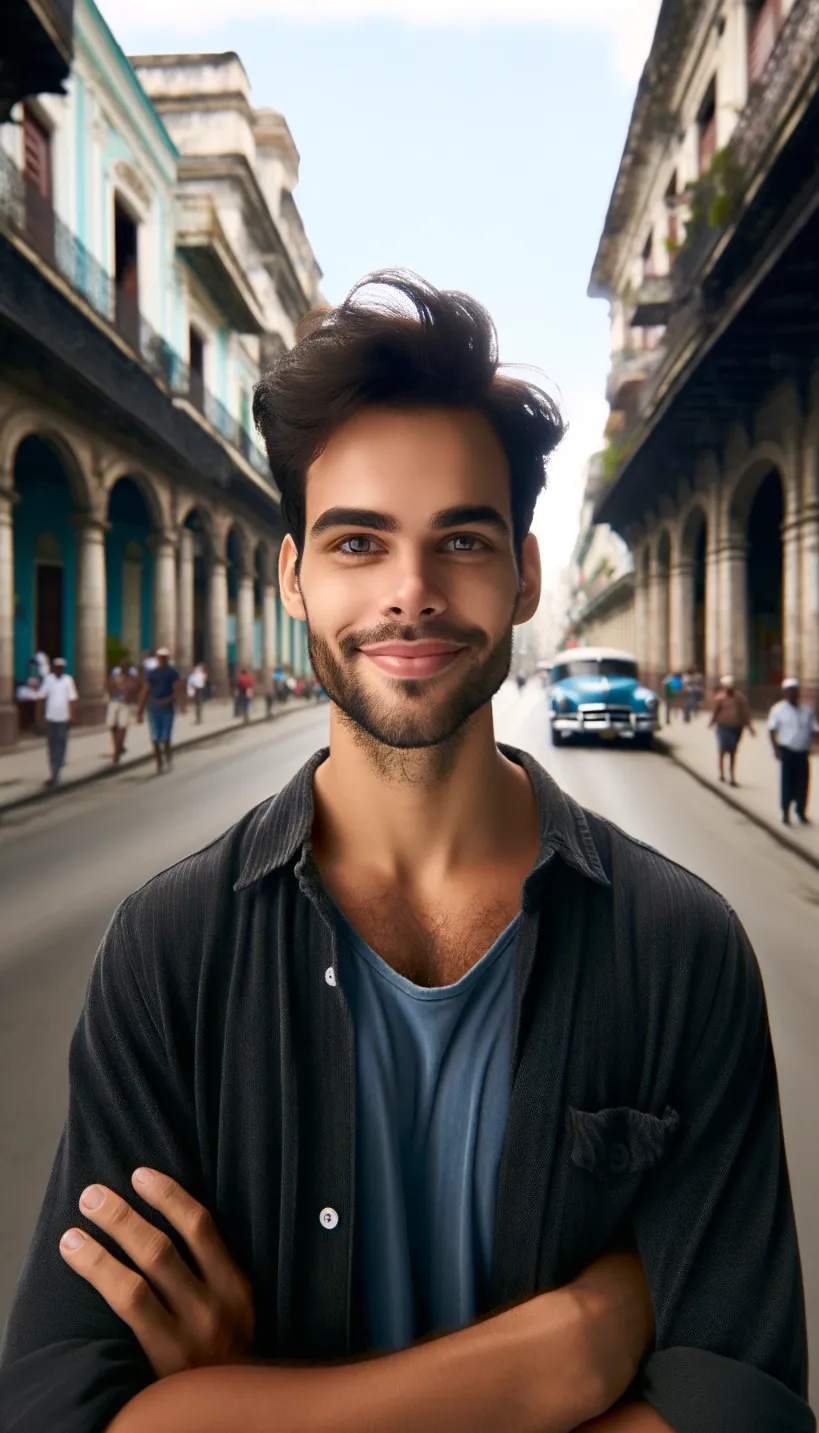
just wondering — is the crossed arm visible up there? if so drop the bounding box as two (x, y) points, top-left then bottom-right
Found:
(58, 1169), (671, 1433)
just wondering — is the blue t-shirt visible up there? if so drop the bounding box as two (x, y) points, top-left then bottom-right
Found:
(335, 905), (520, 1352)
(145, 665), (180, 705)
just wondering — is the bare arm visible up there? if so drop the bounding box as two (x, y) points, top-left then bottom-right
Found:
(136, 681), (149, 720)
(106, 1253), (652, 1433)
(576, 1404), (673, 1431)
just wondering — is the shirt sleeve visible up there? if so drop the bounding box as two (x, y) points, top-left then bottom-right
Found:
(0, 901), (200, 1433)
(68, 677), (79, 702)
(632, 912), (815, 1433)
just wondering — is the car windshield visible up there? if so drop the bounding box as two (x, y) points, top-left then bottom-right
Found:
(554, 658), (638, 680)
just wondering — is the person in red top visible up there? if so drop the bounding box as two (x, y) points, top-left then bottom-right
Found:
(234, 669), (255, 725)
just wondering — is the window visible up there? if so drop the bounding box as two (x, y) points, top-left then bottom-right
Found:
(188, 326), (205, 410)
(22, 107), (53, 260)
(697, 80), (717, 175)
(114, 198), (139, 349)
(665, 172), (679, 251)
(554, 658), (638, 681)
(642, 230), (655, 279)
(748, 0), (782, 87)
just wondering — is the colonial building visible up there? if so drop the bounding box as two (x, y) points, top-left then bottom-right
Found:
(588, 0), (819, 706)
(562, 455), (636, 652)
(0, 0), (322, 748)
(1, 0), (74, 124)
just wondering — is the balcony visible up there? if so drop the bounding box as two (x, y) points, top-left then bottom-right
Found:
(0, 145), (272, 486)
(0, 0), (74, 122)
(629, 274), (673, 328)
(176, 196), (265, 336)
(605, 347), (662, 410)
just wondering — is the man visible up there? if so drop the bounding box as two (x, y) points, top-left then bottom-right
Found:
(35, 655), (78, 787)
(234, 667), (255, 724)
(768, 677), (816, 826)
(187, 662), (208, 725)
(137, 647), (184, 775)
(106, 667), (135, 766)
(682, 665), (703, 724)
(0, 273), (812, 1433)
(708, 673), (755, 786)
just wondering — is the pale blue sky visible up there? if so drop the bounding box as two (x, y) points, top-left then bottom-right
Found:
(100, 1), (658, 575)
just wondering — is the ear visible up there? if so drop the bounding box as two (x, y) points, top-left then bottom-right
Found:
(278, 535), (306, 620)
(513, 532), (542, 626)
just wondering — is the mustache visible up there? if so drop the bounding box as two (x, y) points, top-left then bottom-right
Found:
(338, 622), (485, 658)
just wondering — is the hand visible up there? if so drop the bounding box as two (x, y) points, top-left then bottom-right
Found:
(59, 1169), (255, 1378)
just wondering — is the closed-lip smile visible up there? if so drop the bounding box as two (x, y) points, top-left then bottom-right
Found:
(359, 639), (467, 679)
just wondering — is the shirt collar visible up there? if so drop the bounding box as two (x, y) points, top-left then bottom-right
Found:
(234, 743), (609, 893)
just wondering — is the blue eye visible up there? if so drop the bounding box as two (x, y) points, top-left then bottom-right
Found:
(338, 536), (378, 555)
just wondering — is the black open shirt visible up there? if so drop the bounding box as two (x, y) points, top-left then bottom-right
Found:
(0, 746), (813, 1432)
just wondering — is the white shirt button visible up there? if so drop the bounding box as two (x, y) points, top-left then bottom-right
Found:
(319, 1206), (339, 1230)
(324, 967), (337, 987)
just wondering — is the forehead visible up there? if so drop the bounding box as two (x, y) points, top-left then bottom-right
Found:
(306, 406), (511, 522)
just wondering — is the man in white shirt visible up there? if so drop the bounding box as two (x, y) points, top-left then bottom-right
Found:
(768, 678), (817, 826)
(36, 657), (78, 788)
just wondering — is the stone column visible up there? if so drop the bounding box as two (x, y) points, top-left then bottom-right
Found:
(717, 537), (748, 684)
(652, 569), (670, 686)
(151, 530), (178, 659)
(704, 529), (720, 691)
(176, 527), (195, 678)
(635, 570), (649, 679)
(801, 499), (819, 709)
(0, 483), (18, 748)
(781, 515), (802, 682)
(669, 559), (693, 673)
(262, 584), (278, 690)
(236, 575), (255, 673)
(73, 514), (108, 725)
(208, 557), (229, 697)
(280, 609), (292, 670)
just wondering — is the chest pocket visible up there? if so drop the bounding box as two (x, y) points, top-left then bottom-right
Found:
(566, 1104), (680, 1182)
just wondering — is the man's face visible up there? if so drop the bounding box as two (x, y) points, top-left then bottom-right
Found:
(280, 405), (540, 750)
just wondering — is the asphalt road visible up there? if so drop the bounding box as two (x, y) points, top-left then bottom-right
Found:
(1, 682), (817, 1405)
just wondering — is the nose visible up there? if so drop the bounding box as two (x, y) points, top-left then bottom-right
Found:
(381, 551), (448, 624)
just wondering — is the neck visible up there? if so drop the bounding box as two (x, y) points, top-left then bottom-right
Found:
(312, 701), (539, 885)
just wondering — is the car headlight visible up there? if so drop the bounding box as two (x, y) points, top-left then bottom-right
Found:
(555, 694), (574, 713)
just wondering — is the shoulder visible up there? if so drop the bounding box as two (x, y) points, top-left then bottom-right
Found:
(590, 808), (734, 949)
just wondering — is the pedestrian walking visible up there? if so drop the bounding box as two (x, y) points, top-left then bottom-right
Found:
(187, 662), (208, 724)
(4, 270), (810, 1433)
(136, 647), (184, 775)
(768, 678), (817, 826)
(662, 671), (683, 725)
(682, 665), (703, 723)
(35, 657), (77, 787)
(709, 674), (755, 786)
(235, 668), (255, 724)
(106, 666), (135, 765)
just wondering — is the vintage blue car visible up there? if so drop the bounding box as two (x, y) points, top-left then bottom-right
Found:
(547, 646), (660, 747)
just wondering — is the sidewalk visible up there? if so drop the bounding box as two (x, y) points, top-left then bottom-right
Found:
(655, 715), (819, 871)
(0, 698), (315, 815)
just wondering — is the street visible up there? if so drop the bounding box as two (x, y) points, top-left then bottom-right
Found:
(1, 683), (817, 1406)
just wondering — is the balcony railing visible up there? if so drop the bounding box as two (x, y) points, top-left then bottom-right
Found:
(0, 144), (273, 486)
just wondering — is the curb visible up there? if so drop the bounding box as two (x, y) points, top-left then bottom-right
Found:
(654, 736), (819, 875)
(0, 702), (318, 819)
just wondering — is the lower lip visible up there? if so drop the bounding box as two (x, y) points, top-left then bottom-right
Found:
(363, 649), (465, 679)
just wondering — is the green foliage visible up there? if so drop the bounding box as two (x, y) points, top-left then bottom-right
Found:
(602, 436), (635, 483)
(683, 146), (743, 241)
(107, 634), (130, 671)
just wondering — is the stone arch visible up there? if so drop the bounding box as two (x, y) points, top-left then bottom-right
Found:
(680, 504), (709, 674)
(105, 475), (160, 667)
(654, 528), (672, 680)
(102, 464), (167, 534)
(4, 417), (92, 510)
(178, 506), (214, 670)
(728, 454), (787, 695)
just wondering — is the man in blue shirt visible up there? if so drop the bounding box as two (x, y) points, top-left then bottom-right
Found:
(137, 647), (184, 775)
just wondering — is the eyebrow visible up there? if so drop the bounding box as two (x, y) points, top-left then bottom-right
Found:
(310, 504), (511, 539)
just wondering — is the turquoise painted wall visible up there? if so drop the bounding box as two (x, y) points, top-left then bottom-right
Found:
(12, 449), (78, 678)
(216, 328), (228, 405)
(104, 527), (153, 662)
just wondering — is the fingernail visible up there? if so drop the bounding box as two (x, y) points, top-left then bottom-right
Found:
(61, 1229), (85, 1251)
(80, 1185), (105, 1210)
(133, 1168), (154, 1186)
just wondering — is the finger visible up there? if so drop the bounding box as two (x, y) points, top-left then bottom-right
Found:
(59, 1226), (178, 1372)
(77, 1183), (204, 1312)
(131, 1169), (249, 1306)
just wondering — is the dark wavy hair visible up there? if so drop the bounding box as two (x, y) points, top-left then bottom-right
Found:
(252, 270), (566, 568)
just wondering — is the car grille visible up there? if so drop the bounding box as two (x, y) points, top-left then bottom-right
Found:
(578, 705), (633, 729)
